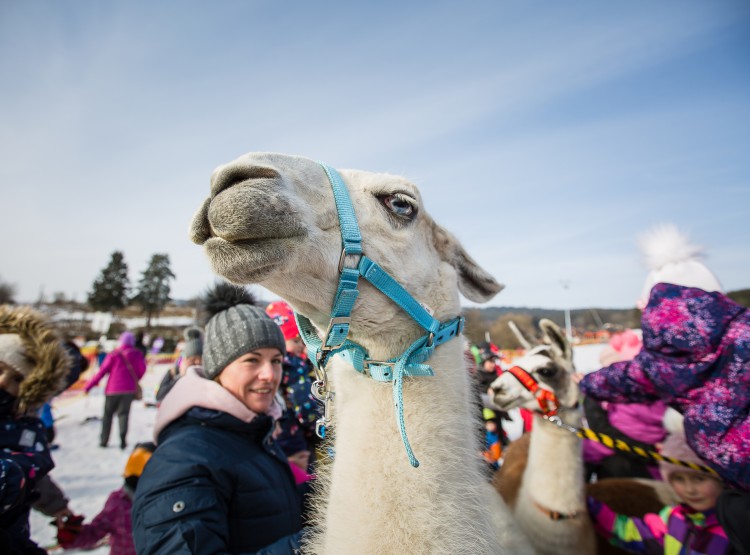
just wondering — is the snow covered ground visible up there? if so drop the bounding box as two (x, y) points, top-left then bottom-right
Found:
(29, 363), (168, 552)
(30, 343), (607, 551)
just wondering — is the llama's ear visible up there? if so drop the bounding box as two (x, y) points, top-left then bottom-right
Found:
(432, 223), (503, 303)
(539, 319), (572, 365)
(508, 321), (534, 351)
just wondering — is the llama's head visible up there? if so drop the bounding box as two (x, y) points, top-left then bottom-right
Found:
(190, 152), (502, 355)
(488, 319), (578, 413)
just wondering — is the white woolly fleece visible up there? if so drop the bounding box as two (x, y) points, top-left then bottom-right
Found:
(637, 224), (723, 308)
(0, 334), (33, 377)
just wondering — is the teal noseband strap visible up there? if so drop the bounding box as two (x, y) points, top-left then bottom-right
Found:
(295, 163), (464, 468)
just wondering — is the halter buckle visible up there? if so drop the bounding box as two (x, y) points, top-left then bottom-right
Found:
(320, 316), (351, 352)
(362, 359), (396, 378)
(338, 248), (362, 273)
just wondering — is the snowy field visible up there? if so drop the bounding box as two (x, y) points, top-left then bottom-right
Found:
(29, 363), (168, 552)
(31, 343), (606, 551)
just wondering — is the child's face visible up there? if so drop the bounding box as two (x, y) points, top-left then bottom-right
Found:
(285, 336), (305, 357)
(179, 355), (202, 375)
(668, 471), (723, 512)
(0, 361), (24, 398)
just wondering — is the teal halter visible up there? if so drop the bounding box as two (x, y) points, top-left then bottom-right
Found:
(294, 163), (464, 467)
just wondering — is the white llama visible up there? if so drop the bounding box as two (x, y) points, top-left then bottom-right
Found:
(489, 319), (597, 555)
(190, 152), (533, 554)
(488, 320), (677, 555)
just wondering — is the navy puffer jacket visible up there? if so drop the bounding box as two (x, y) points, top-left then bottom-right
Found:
(0, 391), (54, 555)
(132, 370), (303, 554)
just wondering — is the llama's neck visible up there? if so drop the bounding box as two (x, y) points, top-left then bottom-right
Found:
(311, 338), (512, 554)
(510, 406), (596, 555)
(524, 407), (585, 513)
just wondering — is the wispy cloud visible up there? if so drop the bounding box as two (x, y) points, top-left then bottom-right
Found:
(1, 1), (748, 307)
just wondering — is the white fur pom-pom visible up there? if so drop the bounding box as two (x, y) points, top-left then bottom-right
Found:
(637, 224), (705, 271)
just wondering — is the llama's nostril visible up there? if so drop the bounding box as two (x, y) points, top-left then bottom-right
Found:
(210, 164), (281, 197)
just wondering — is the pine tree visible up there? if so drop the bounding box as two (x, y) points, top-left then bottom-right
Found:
(0, 276), (16, 304)
(133, 253), (175, 328)
(88, 251), (130, 312)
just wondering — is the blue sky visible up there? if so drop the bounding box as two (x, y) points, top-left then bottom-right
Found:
(1, 1), (748, 309)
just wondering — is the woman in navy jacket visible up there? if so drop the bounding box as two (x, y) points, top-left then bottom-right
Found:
(132, 286), (303, 554)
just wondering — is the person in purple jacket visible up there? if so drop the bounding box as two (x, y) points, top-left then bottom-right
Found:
(580, 225), (749, 493)
(85, 331), (146, 449)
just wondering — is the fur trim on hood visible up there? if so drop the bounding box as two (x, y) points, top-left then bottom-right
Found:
(0, 305), (70, 412)
(153, 366), (282, 443)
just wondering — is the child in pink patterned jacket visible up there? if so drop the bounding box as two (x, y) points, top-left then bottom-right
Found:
(57, 442), (155, 554)
(580, 225), (749, 492)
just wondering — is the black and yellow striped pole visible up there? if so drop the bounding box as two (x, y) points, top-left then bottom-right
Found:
(544, 415), (719, 477)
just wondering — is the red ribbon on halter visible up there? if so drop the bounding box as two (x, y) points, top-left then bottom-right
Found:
(506, 366), (559, 416)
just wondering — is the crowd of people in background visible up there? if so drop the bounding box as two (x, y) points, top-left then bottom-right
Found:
(1, 226), (748, 554)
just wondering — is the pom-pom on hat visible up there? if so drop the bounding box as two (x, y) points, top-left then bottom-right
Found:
(201, 282), (286, 379)
(182, 326), (203, 358)
(265, 301), (299, 341)
(637, 224), (723, 309)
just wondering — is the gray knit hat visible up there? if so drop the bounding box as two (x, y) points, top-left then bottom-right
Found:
(182, 326), (204, 359)
(203, 304), (286, 379)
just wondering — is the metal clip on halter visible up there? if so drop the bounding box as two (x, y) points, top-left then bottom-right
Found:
(544, 414), (579, 434)
(311, 379), (334, 439)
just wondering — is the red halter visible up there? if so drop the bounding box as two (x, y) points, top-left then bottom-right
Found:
(506, 365), (559, 416)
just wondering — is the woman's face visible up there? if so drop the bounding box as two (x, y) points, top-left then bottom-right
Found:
(217, 348), (283, 413)
(668, 471), (723, 512)
(0, 361), (24, 398)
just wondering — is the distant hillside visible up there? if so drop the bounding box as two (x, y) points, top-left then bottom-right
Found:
(464, 306), (640, 331)
(728, 288), (750, 307)
(463, 287), (750, 347)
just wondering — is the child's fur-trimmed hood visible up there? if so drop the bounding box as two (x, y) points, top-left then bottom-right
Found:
(0, 305), (70, 412)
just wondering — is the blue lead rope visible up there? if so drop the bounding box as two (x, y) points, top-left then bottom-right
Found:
(294, 163), (464, 468)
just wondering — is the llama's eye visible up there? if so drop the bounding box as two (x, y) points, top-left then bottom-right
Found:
(537, 366), (557, 379)
(379, 193), (417, 219)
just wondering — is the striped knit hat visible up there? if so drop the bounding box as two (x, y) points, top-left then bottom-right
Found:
(203, 303), (285, 379)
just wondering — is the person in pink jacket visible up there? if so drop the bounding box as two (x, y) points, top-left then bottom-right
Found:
(85, 331), (146, 449)
(57, 442), (155, 555)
